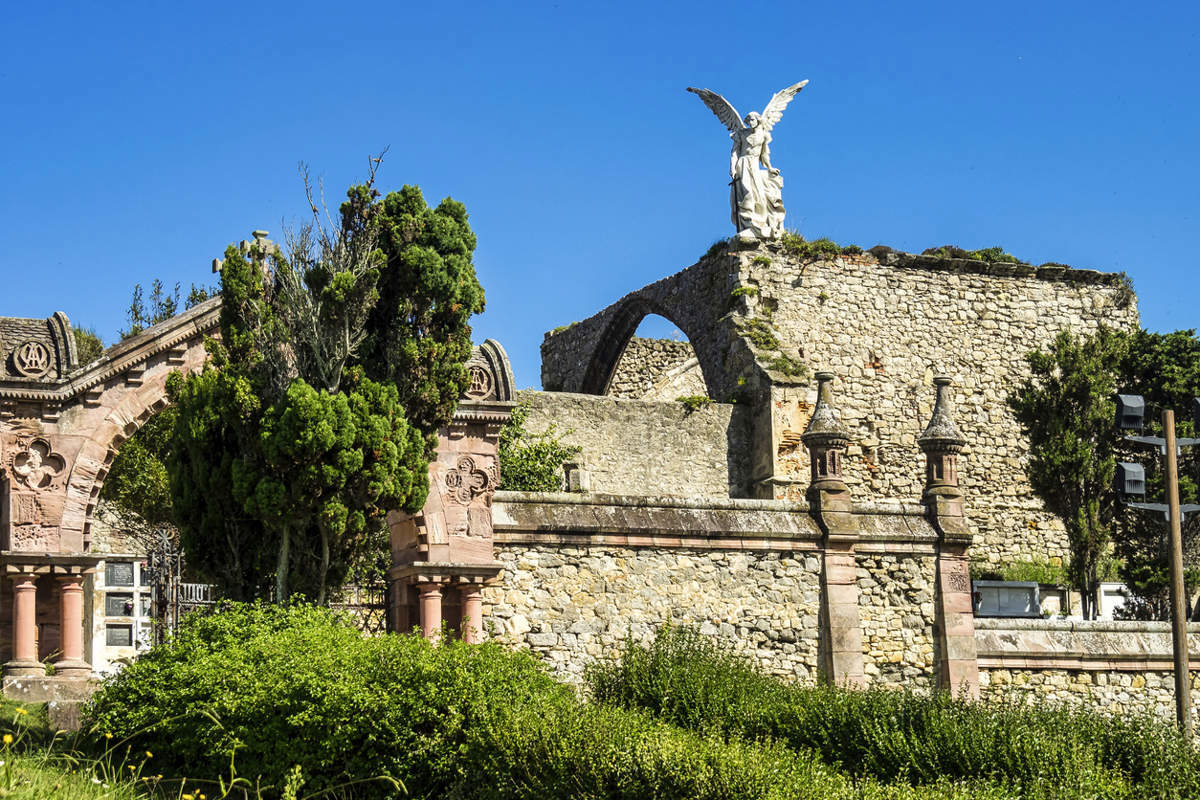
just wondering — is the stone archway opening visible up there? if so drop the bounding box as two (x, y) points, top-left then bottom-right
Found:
(604, 314), (710, 401)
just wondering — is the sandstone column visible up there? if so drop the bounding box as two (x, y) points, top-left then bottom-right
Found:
(919, 376), (980, 699)
(54, 575), (91, 678)
(5, 571), (41, 678)
(460, 585), (484, 644)
(803, 372), (865, 688)
(418, 583), (444, 640)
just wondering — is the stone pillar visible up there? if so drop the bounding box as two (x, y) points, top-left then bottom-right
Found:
(802, 372), (865, 688)
(418, 583), (444, 641)
(919, 376), (980, 699)
(5, 571), (41, 677)
(54, 576), (91, 678)
(460, 585), (484, 644)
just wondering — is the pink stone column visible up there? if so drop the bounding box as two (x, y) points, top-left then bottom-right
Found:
(55, 576), (91, 678)
(460, 585), (483, 644)
(4, 572), (42, 677)
(418, 583), (444, 641)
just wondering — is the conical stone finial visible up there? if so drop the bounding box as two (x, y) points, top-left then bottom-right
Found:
(802, 372), (851, 490)
(918, 376), (965, 454)
(802, 372), (850, 448)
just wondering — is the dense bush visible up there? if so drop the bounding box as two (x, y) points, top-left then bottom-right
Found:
(85, 604), (1009, 799)
(589, 626), (1200, 800)
(497, 401), (580, 492)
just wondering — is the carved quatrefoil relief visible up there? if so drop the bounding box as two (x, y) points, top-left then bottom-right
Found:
(444, 455), (497, 504)
(11, 340), (51, 378)
(10, 438), (65, 490)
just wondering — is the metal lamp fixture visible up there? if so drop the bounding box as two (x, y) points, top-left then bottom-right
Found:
(1116, 394), (1145, 431)
(1114, 462), (1146, 499)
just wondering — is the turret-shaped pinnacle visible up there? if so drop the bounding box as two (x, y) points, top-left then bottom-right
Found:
(919, 376), (965, 454)
(918, 376), (966, 500)
(802, 372), (851, 490)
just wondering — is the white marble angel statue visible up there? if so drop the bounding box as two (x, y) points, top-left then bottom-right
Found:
(687, 81), (808, 241)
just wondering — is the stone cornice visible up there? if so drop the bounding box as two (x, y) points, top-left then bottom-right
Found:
(0, 297), (220, 403)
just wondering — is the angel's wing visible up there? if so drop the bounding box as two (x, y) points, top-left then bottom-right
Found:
(759, 80), (809, 130)
(687, 87), (744, 133)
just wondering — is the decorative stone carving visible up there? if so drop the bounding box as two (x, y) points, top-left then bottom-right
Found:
(462, 339), (515, 404)
(466, 365), (493, 400)
(945, 563), (972, 593)
(444, 455), (497, 505)
(10, 439), (65, 490)
(11, 341), (51, 378)
(688, 80), (808, 241)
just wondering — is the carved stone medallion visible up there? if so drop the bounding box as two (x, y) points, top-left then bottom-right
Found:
(465, 365), (494, 400)
(11, 341), (51, 378)
(444, 455), (497, 504)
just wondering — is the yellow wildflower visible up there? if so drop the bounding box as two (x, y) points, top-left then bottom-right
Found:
(2, 734), (12, 745)
(104, 732), (113, 740)
(15, 708), (26, 715)
(182, 794), (195, 800)
(145, 750), (153, 758)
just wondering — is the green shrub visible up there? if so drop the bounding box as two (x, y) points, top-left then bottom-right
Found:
(730, 286), (759, 299)
(780, 233), (842, 260)
(970, 559), (1069, 586)
(922, 245), (1023, 264)
(740, 318), (780, 350)
(498, 401), (580, 492)
(704, 238), (730, 259)
(589, 626), (1200, 799)
(84, 605), (1005, 800)
(676, 395), (713, 413)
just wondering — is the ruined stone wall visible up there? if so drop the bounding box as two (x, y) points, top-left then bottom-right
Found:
(540, 247), (1139, 565)
(484, 493), (944, 687)
(484, 544), (823, 682)
(607, 337), (706, 400)
(515, 390), (750, 497)
(857, 553), (937, 689)
(975, 619), (1200, 722)
(757, 252), (1137, 565)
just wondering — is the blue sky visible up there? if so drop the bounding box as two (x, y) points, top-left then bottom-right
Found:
(2, 1), (1197, 387)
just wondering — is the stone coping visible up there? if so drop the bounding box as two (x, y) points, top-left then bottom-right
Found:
(975, 618), (1200, 671)
(974, 618), (1200, 633)
(494, 491), (928, 517)
(493, 492), (939, 552)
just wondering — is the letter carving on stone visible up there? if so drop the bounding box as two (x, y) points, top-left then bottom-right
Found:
(465, 365), (493, 400)
(11, 341), (52, 378)
(444, 456), (497, 505)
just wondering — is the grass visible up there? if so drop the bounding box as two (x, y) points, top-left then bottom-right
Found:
(588, 625), (1200, 800)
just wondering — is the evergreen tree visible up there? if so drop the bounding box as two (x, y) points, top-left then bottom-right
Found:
(167, 176), (482, 603)
(1111, 329), (1200, 618)
(1009, 327), (1127, 619)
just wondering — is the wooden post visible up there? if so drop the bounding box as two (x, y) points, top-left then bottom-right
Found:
(1164, 409), (1192, 736)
